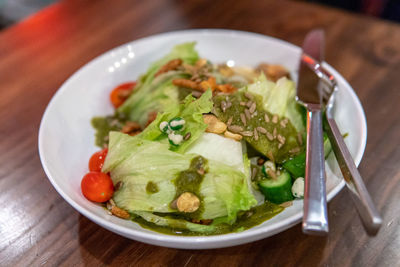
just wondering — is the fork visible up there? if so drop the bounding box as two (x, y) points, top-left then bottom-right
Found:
(318, 68), (383, 235)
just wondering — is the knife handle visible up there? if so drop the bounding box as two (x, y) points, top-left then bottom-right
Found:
(302, 105), (329, 235)
(325, 115), (382, 235)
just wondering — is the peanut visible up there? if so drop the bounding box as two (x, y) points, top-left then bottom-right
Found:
(203, 114), (227, 134)
(200, 77), (217, 91)
(176, 192), (200, 213)
(224, 130), (243, 141)
(257, 63), (290, 82)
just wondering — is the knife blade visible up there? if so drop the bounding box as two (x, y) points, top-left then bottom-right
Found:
(297, 29), (329, 235)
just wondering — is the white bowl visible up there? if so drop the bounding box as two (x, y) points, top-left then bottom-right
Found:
(38, 29), (367, 249)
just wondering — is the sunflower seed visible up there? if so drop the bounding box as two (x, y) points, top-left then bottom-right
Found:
(227, 116), (233, 126)
(244, 91), (254, 100)
(273, 128), (277, 138)
(266, 131), (274, 141)
(278, 143), (283, 149)
(280, 118), (288, 128)
(267, 151), (275, 162)
(264, 114), (270, 123)
(228, 125), (244, 133)
(184, 132), (191, 140)
(272, 115), (278, 124)
(254, 128), (259, 140)
(244, 108), (251, 120)
(221, 101), (227, 112)
(240, 113), (247, 126)
(279, 201), (293, 208)
(110, 119), (119, 127)
(277, 134), (286, 144)
(297, 132), (303, 145)
(240, 101), (247, 106)
(257, 126), (267, 134)
(240, 131), (253, 137)
(197, 167), (205, 175)
(249, 102), (257, 113)
(289, 147), (301, 154)
(246, 101), (253, 108)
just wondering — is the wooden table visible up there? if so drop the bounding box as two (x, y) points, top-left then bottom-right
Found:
(1, 0), (399, 266)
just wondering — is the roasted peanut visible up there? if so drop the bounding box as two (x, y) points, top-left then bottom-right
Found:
(177, 192), (200, 213)
(216, 83), (236, 93)
(203, 114), (227, 134)
(200, 77), (217, 91)
(224, 130), (243, 141)
(257, 63), (290, 82)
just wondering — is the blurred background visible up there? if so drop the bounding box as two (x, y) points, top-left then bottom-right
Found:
(0, 0), (399, 29)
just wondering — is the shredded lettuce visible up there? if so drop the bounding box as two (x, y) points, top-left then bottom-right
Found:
(118, 42), (199, 127)
(139, 89), (213, 153)
(243, 153), (265, 204)
(246, 74), (305, 133)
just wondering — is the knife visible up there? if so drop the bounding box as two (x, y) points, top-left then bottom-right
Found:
(311, 35), (383, 235)
(297, 29), (329, 235)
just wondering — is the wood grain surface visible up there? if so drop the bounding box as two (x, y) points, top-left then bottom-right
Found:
(0, 0), (399, 266)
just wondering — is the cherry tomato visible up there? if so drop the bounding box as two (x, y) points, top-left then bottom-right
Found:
(81, 172), (114, 202)
(89, 148), (108, 172)
(110, 82), (136, 108)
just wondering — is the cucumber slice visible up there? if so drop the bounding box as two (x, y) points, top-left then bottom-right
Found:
(282, 152), (305, 179)
(258, 171), (294, 204)
(283, 134), (332, 179)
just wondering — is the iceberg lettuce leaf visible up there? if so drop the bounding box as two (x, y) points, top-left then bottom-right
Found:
(118, 42), (199, 127)
(246, 74), (305, 133)
(139, 89), (213, 153)
(102, 131), (256, 224)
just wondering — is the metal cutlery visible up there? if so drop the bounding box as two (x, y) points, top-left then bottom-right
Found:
(296, 29), (329, 235)
(300, 29), (382, 235)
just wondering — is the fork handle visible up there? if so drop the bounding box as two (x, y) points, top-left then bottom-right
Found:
(302, 105), (329, 235)
(325, 115), (382, 235)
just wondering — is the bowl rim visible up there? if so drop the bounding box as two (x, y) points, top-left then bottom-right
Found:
(38, 28), (367, 248)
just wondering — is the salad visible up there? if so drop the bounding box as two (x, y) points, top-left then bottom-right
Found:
(80, 42), (332, 236)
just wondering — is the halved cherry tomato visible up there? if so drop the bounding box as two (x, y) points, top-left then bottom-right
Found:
(110, 82), (136, 108)
(81, 172), (114, 202)
(89, 148), (108, 172)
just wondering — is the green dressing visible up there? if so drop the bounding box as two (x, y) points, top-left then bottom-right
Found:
(131, 202), (284, 236)
(146, 181), (159, 194)
(172, 156), (207, 219)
